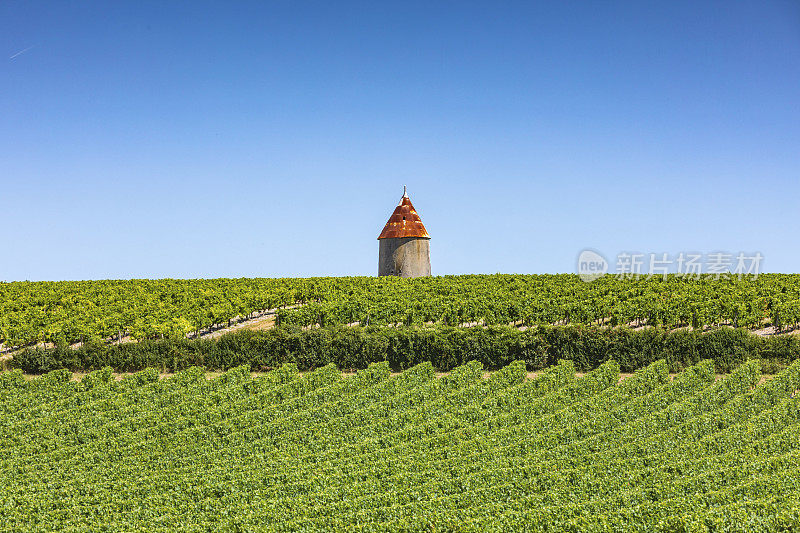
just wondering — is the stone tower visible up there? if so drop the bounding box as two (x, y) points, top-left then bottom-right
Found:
(377, 187), (431, 277)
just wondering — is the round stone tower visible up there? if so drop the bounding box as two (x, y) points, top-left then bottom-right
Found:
(377, 188), (431, 277)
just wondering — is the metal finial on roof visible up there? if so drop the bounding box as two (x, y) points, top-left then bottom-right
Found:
(403, 185), (408, 198)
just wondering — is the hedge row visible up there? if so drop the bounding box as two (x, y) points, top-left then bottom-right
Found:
(11, 325), (800, 375)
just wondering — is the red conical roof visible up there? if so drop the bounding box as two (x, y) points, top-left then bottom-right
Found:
(378, 192), (430, 240)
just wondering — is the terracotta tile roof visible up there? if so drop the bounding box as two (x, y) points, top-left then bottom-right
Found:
(378, 194), (431, 240)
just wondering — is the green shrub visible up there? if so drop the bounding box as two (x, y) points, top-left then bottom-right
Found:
(10, 325), (800, 374)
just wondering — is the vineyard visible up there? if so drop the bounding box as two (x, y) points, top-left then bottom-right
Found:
(2, 274), (800, 348)
(1, 359), (799, 531)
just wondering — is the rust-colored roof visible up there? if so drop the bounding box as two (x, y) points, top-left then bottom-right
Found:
(378, 194), (431, 240)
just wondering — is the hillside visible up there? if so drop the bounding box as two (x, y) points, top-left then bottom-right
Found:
(3, 274), (799, 351)
(1, 359), (798, 530)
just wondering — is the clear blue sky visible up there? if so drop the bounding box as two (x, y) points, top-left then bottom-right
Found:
(2, 1), (798, 280)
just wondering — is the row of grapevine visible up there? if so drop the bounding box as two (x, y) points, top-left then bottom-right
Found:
(274, 274), (800, 331)
(0, 359), (798, 530)
(3, 274), (800, 348)
(0, 278), (305, 347)
(13, 321), (800, 374)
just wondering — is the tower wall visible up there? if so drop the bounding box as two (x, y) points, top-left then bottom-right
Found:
(378, 237), (431, 277)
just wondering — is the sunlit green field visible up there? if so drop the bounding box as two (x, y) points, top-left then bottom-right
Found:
(1, 358), (799, 531)
(4, 274), (800, 347)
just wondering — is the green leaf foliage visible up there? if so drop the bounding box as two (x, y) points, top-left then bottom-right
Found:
(11, 323), (800, 374)
(3, 274), (800, 347)
(0, 359), (798, 530)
